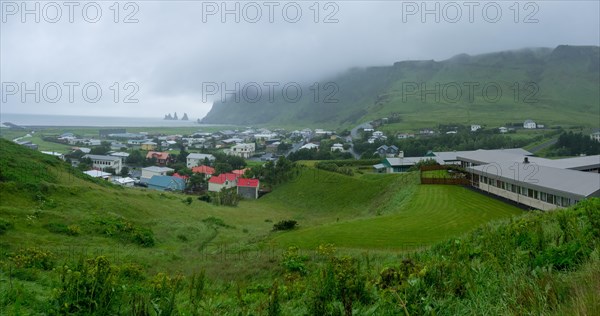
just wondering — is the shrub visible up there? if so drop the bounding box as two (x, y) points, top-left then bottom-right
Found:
(10, 248), (54, 270)
(44, 222), (80, 236)
(273, 220), (298, 231)
(0, 218), (14, 235)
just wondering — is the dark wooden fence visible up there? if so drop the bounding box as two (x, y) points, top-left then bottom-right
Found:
(420, 164), (469, 185)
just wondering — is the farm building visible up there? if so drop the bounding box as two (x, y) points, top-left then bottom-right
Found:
(237, 178), (260, 199)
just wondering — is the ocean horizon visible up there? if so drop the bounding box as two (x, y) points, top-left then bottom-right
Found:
(0, 113), (224, 128)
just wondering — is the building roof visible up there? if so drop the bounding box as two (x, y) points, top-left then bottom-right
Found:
(112, 177), (135, 184)
(455, 149), (533, 165)
(192, 165), (215, 174)
(384, 156), (444, 167)
(110, 152), (130, 158)
(232, 168), (249, 176)
(142, 166), (174, 173)
(83, 154), (120, 161)
(208, 173), (239, 184)
(468, 161), (600, 198)
(237, 178), (259, 187)
(83, 170), (111, 178)
(524, 119), (535, 124)
(187, 153), (215, 160)
(172, 173), (189, 180)
(148, 175), (186, 190)
(146, 151), (170, 160)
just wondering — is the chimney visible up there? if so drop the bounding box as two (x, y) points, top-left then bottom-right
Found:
(523, 157), (529, 164)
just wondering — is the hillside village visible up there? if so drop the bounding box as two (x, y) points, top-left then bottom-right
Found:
(8, 118), (600, 211)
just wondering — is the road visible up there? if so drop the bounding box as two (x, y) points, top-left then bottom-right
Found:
(350, 122), (373, 140)
(528, 138), (558, 154)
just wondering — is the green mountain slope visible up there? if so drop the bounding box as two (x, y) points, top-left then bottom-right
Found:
(201, 45), (600, 128)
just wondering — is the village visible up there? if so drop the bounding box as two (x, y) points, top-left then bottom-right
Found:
(8, 117), (600, 211)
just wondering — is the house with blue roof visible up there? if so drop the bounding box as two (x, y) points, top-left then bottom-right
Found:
(147, 175), (186, 191)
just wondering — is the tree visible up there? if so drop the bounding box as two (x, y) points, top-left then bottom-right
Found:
(214, 163), (233, 174)
(120, 166), (130, 177)
(126, 150), (144, 165)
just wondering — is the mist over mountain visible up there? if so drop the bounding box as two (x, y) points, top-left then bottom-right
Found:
(201, 45), (600, 128)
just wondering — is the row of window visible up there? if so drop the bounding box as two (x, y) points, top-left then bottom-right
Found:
(479, 176), (575, 207)
(93, 160), (118, 166)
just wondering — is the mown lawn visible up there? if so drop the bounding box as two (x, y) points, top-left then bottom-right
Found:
(271, 185), (523, 249)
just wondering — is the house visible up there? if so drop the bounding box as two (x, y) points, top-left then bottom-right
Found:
(109, 152), (130, 163)
(208, 173), (239, 192)
(186, 153), (216, 168)
(146, 151), (170, 165)
(232, 168), (249, 176)
(397, 133), (415, 139)
(41, 151), (65, 160)
(373, 131), (384, 137)
(192, 165), (215, 178)
(15, 141), (39, 150)
(110, 142), (127, 151)
(141, 141), (157, 151)
(237, 178), (259, 199)
(331, 143), (345, 152)
(374, 156), (442, 173)
(499, 127), (508, 133)
(147, 175), (186, 191)
(83, 154), (122, 173)
(300, 143), (319, 150)
(141, 166), (174, 182)
(470, 125), (481, 132)
(590, 130), (600, 142)
(523, 120), (537, 129)
(72, 147), (91, 154)
(375, 145), (400, 158)
(83, 170), (112, 179)
(112, 176), (135, 187)
(227, 143), (256, 158)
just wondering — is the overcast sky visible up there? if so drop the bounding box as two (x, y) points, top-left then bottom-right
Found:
(1, 1), (599, 120)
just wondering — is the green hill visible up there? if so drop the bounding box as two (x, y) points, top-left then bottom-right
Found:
(201, 45), (600, 128)
(2, 138), (599, 314)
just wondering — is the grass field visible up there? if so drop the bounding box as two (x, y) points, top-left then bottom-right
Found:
(271, 185), (522, 249)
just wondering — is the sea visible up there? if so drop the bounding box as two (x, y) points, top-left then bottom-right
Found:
(0, 113), (222, 128)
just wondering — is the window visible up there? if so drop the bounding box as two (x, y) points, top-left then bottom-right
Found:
(540, 192), (547, 201)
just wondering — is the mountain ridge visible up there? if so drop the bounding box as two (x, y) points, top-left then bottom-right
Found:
(201, 45), (600, 128)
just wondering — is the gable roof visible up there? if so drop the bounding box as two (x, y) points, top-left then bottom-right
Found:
(148, 175), (186, 190)
(187, 153), (215, 160)
(468, 161), (600, 198)
(83, 154), (121, 162)
(192, 165), (215, 174)
(146, 151), (170, 160)
(142, 166), (174, 173)
(232, 168), (249, 176)
(208, 173), (239, 184)
(237, 178), (259, 187)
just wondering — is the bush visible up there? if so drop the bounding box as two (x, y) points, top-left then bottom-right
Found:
(44, 222), (80, 236)
(0, 218), (14, 235)
(94, 217), (155, 247)
(10, 248), (54, 270)
(273, 220), (298, 231)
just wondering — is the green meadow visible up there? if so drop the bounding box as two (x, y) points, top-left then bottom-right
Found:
(1, 138), (599, 315)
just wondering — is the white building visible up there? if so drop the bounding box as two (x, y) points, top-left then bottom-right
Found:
(331, 143), (345, 152)
(590, 131), (600, 142)
(83, 170), (112, 179)
(112, 176), (135, 187)
(471, 125), (481, 132)
(300, 143), (319, 150)
(499, 127), (508, 133)
(141, 166), (174, 182)
(227, 143), (256, 158)
(83, 154), (122, 173)
(523, 120), (537, 129)
(186, 153), (216, 168)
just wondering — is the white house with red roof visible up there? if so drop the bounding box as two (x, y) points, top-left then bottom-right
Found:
(237, 178), (260, 199)
(208, 173), (239, 192)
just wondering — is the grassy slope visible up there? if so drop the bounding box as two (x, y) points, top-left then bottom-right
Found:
(272, 185), (522, 249)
